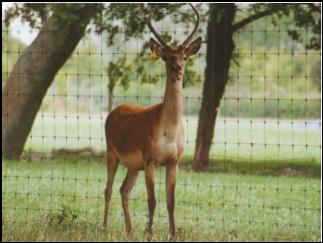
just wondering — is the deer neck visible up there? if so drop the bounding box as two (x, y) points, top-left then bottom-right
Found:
(160, 64), (184, 131)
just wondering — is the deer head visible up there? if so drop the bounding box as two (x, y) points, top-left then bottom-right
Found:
(148, 3), (202, 79)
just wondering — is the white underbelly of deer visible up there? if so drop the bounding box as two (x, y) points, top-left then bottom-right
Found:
(152, 139), (179, 165)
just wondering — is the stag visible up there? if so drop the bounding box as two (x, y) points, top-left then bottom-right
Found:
(103, 3), (201, 240)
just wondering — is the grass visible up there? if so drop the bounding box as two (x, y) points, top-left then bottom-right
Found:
(3, 113), (321, 241)
(2, 158), (321, 242)
(24, 114), (321, 163)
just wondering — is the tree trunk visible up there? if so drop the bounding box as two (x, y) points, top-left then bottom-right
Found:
(108, 85), (114, 113)
(192, 4), (236, 171)
(2, 11), (94, 160)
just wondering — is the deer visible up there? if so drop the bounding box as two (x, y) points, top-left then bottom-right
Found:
(103, 3), (201, 241)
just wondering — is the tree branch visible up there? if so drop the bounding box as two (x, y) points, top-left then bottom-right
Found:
(307, 3), (321, 13)
(233, 7), (281, 32)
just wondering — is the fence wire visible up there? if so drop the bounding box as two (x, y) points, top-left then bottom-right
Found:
(2, 4), (321, 241)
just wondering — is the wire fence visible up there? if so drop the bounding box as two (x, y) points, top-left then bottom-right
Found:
(2, 4), (321, 241)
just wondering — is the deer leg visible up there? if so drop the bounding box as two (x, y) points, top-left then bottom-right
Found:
(166, 163), (178, 240)
(144, 161), (156, 241)
(120, 169), (139, 235)
(103, 152), (119, 230)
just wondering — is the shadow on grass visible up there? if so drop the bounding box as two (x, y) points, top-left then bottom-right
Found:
(20, 151), (321, 179)
(181, 156), (321, 178)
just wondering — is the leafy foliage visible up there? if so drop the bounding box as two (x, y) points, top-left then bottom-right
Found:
(106, 56), (132, 91)
(243, 3), (321, 50)
(183, 59), (202, 88)
(3, 3), (320, 112)
(4, 3), (104, 30)
(99, 3), (183, 45)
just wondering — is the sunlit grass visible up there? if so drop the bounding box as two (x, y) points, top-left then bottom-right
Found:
(2, 159), (321, 242)
(8, 113), (321, 241)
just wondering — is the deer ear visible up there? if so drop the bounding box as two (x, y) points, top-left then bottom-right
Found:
(185, 37), (202, 57)
(150, 38), (165, 59)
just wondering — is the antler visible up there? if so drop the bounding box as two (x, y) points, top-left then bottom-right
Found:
(182, 3), (200, 46)
(147, 14), (170, 49)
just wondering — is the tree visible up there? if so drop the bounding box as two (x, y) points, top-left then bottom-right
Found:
(2, 4), (103, 159)
(106, 57), (132, 113)
(192, 3), (321, 171)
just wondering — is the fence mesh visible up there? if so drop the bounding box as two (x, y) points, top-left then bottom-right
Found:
(2, 4), (321, 241)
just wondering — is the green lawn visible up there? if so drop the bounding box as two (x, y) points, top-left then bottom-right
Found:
(24, 114), (321, 163)
(3, 114), (321, 241)
(2, 159), (321, 242)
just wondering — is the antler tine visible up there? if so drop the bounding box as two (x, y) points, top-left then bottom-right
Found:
(182, 3), (200, 46)
(147, 14), (170, 49)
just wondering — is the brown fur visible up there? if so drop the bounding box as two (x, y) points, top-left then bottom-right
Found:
(106, 103), (163, 162)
